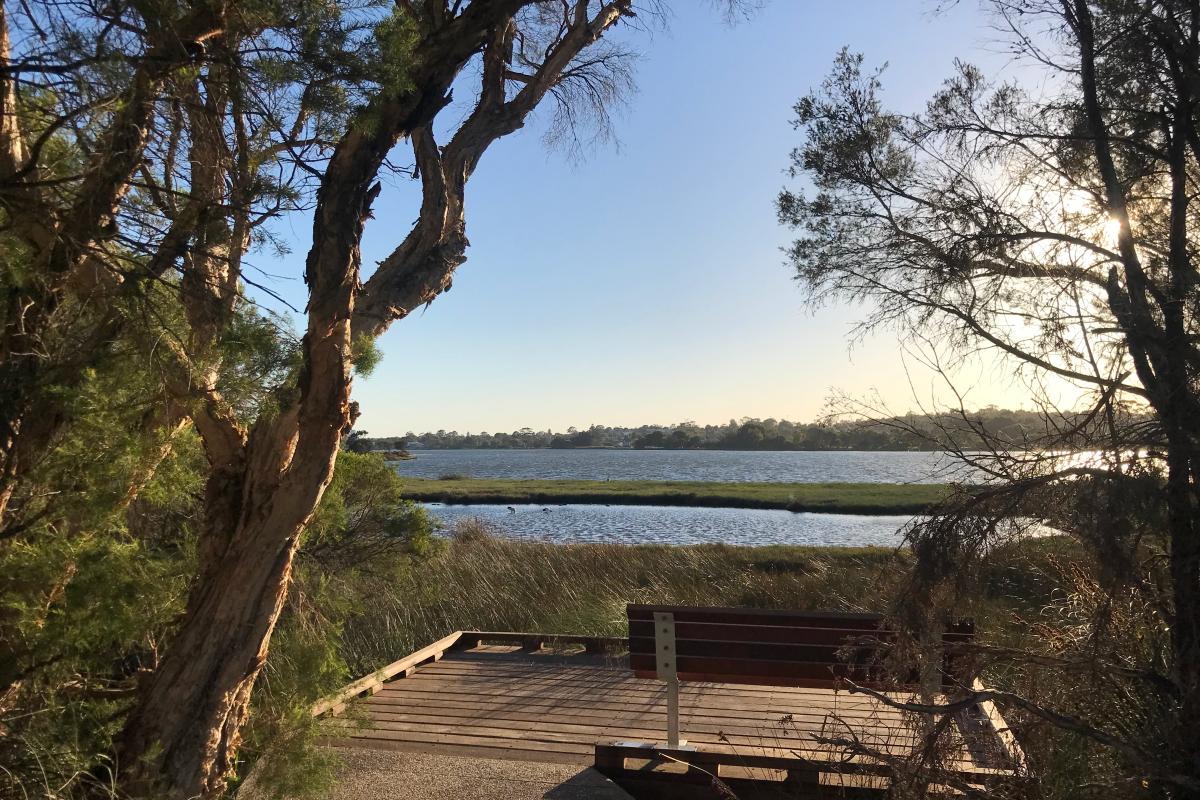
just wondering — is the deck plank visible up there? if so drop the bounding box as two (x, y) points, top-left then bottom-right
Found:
(388, 659), (916, 700)
(362, 697), (915, 731)
(344, 712), (924, 755)
(363, 694), (914, 735)
(373, 682), (910, 722)
(413, 666), (927, 709)
(321, 646), (987, 776)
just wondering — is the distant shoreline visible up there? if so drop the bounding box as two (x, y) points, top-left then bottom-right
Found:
(396, 477), (955, 516)
(358, 409), (1072, 452)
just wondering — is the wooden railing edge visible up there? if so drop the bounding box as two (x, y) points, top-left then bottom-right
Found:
(310, 630), (464, 718)
(971, 678), (1029, 773)
(457, 630), (628, 653)
(310, 629), (628, 718)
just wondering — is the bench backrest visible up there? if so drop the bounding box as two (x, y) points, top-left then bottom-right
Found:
(628, 604), (974, 690)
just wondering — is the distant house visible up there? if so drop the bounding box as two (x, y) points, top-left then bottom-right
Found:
(405, 441), (427, 449)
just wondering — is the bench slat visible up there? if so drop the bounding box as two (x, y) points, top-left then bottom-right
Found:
(630, 636), (882, 664)
(629, 619), (894, 646)
(629, 618), (972, 645)
(627, 604), (974, 690)
(628, 604), (891, 629)
(630, 653), (895, 684)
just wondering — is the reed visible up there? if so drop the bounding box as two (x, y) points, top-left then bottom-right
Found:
(335, 520), (1072, 676)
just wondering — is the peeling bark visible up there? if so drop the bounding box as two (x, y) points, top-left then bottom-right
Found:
(0, 4), (29, 185)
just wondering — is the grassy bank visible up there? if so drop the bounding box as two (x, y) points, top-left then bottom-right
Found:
(396, 477), (955, 514)
(337, 524), (1073, 676)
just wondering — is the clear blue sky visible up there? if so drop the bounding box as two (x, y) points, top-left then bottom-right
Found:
(258, 1), (1048, 437)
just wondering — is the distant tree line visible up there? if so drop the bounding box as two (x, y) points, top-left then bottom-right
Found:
(353, 407), (1122, 452)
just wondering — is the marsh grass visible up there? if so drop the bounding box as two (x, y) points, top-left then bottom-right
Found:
(398, 478), (953, 514)
(337, 520), (1078, 678)
(342, 521), (935, 674)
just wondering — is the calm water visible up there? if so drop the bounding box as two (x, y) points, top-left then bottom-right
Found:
(425, 503), (913, 548)
(401, 449), (973, 547)
(393, 448), (967, 483)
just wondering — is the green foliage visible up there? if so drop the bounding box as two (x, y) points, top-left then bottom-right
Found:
(0, 285), (432, 797)
(7, 279), (208, 536)
(0, 2), (421, 795)
(372, 407), (1115, 452)
(304, 450), (436, 562)
(349, 334), (382, 377)
(218, 306), (303, 420)
(371, 9), (418, 95)
(0, 476), (198, 798)
(342, 429), (372, 453)
(349, 9), (419, 134)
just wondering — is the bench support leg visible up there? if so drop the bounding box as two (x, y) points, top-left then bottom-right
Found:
(666, 676), (680, 748)
(654, 611), (685, 749)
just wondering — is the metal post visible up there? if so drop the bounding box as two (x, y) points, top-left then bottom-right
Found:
(654, 612), (682, 748)
(666, 675), (680, 748)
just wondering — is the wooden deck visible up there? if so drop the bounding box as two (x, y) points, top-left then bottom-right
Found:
(319, 641), (1017, 786)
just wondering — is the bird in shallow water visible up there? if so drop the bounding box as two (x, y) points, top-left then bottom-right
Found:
(506, 506), (516, 513)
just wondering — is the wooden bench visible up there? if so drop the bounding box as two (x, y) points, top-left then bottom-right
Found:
(628, 604), (974, 694)
(597, 604), (982, 797)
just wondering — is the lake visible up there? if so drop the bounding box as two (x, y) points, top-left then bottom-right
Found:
(392, 448), (967, 483)
(425, 503), (914, 548)
(397, 450), (987, 547)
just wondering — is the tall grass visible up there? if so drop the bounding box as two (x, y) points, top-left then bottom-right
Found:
(338, 519), (912, 674)
(337, 519), (1078, 679)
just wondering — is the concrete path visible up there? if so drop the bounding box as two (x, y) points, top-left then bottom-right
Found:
(247, 746), (634, 800)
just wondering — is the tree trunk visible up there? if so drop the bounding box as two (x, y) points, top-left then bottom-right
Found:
(115, 266), (361, 796)
(1166, 445), (1200, 788)
(114, 411), (348, 797)
(113, 81), (379, 796)
(111, 4), (629, 796)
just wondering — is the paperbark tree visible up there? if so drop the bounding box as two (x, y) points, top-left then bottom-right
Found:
(779, 0), (1200, 793)
(114, 2), (637, 796)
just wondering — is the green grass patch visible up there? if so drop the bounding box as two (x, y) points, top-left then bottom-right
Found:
(396, 477), (955, 515)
